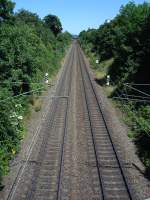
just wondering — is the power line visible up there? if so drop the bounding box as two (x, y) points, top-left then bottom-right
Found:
(0, 87), (45, 103)
(113, 96), (150, 103)
(125, 83), (150, 86)
(0, 81), (49, 85)
(124, 84), (150, 98)
(121, 94), (150, 100)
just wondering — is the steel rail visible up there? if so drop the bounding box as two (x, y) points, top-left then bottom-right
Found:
(56, 44), (75, 200)
(77, 44), (134, 200)
(77, 46), (105, 200)
(27, 45), (75, 200)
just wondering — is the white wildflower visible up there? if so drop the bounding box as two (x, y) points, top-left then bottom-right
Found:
(10, 112), (17, 118)
(11, 121), (18, 126)
(18, 115), (23, 120)
(15, 104), (22, 108)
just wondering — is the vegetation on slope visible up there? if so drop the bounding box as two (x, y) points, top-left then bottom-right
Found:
(79, 1), (150, 176)
(0, 0), (71, 188)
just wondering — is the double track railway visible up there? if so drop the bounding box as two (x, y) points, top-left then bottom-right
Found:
(5, 41), (135, 200)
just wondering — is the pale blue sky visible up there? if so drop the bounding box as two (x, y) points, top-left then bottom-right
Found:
(13, 0), (149, 35)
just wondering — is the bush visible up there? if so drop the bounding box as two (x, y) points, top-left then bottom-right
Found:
(0, 1), (72, 187)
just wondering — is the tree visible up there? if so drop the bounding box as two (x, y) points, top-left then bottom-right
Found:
(43, 14), (62, 36)
(0, 0), (15, 22)
(15, 9), (41, 26)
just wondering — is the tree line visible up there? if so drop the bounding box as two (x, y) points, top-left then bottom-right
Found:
(0, 0), (71, 188)
(79, 2), (150, 176)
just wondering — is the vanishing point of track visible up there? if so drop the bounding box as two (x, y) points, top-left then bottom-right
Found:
(6, 41), (135, 200)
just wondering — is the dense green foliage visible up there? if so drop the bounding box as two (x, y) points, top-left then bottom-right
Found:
(43, 14), (62, 36)
(79, 2), (150, 174)
(80, 2), (150, 86)
(0, 0), (15, 22)
(0, 0), (71, 187)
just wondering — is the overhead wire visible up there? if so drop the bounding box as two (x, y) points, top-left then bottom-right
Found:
(124, 83), (150, 98)
(0, 86), (45, 103)
(113, 84), (150, 136)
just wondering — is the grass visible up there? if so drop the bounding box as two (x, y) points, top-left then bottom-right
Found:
(104, 86), (115, 97)
(34, 98), (42, 112)
(92, 57), (114, 85)
(97, 58), (114, 72)
(95, 71), (106, 79)
(85, 52), (116, 97)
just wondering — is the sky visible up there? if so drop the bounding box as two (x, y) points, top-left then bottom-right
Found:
(13, 0), (149, 35)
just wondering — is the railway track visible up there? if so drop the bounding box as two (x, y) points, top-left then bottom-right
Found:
(76, 44), (134, 199)
(4, 41), (136, 200)
(7, 45), (75, 200)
